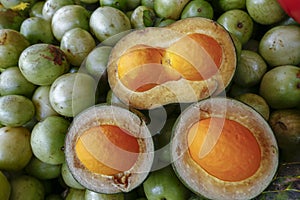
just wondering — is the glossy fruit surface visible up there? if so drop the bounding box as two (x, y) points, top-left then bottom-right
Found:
(277, 0), (300, 23)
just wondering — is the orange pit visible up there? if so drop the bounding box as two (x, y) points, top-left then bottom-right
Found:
(117, 33), (223, 92)
(187, 117), (261, 182)
(75, 125), (140, 175)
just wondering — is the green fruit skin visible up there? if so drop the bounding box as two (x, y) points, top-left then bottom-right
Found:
(0, 29), (30, 70)
(233, 50), (267, 87)
(143, 166), (190, 200)
(154, 0), (190, 20)
(0, 95), (35, 127)
(0, 127), (32, 171)
(25, 156), (62, 180)
(49, 73), (96, 117)
(85, 189), (125, 200)
(31, 116), (70, 165)
(100, 0), (127, 11)
(269, 109), (300, 162)
(61, 162), (84, 190)
(0, 171), (11, 200)
(131, 5), (156, 28)
(10, 175), (45, 200)
(126, 0), (142, 10)
(0, 8), (26, 30)
(20, 17), (55, 44)
(217, 9), (253, 45)
(42, 0), (75, 21)
(89, 6), (131, 42)
(259, 65), (300, 109)
(60, 28), (96, 66)
(259, 25), (300, 67)
(19, 43), (70, 86)
(32, 86), (59, 121)
(65, 188), (85, 200)
(212, 0), (245, 12)
(246, 0), (287, 25)
(0, 67), (36, 97)
(29, 1), (45, 18)
(51, 5), (90, 41)
(181, 0), (214, 19)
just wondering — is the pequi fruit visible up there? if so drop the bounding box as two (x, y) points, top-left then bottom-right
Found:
(268, 109), (300, 162)
(107, 17), (236, 109)
(64, 104), (154, 194)
(170, 97), (279, 200)
(0, 171), (10, 200)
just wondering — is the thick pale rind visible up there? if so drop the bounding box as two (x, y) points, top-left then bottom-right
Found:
(65, 104), (154, 194)
(170, 97), (279, 200)
(107, 17), (236, 110)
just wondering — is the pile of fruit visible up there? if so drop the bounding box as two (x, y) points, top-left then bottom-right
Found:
(0, 0), (299, 199)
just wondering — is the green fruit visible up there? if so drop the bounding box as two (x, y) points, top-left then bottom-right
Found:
(61, 162), (84, 190)
(258, 25), (300, 67)
(49, 73), (96, 117)
(85, 189), (125, 200)
(29, 1), (44, 18)
(85, 46), (112, 79)
(42, 0), (75, 21)
(0, 67), (36, 97)
(25, 156), (62, 180)
(0, 8), (25, 30)
(0, 127), (32, 171)
(212, 0), (245, 12)
(20, 17), (55, 44)
(89, 6), (131, 42)
(65, 188), (85, 200)
(19, 43), (70, 86)
(30, 116), (70, 165)
(32, 86), (59, 121)
(131, 5), (156, 28)
(217, 9), (253, 44)
(0, 95), (35, 127)
(233, 50), (267, 87)
(235, 93), (270, 120)
(100, 0), (127, 11)
(180, 0), (214, 19)
(153, 0), (190, 20)
(126, 0), (141, 10)
(259, 65), (300, 109)
(269, 109), (300, 162)
(0, 29), (30, 70)
(141, 0), (154, 9)
(154, 18), (175, 27)
(143, 166), (190, 200)
(10, 175), (45, 200)
(51, 5), (90, 41)
(60, 28), (96, 66)
(246, 0), (287, 25)
(0, 171), (11, 200)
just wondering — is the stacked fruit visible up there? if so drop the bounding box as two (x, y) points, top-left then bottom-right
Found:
(0, 0), (299, 199)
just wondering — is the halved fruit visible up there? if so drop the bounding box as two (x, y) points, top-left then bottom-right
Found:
(64, 104), (154, 193)
(170, 97), (279, 200)
(107, 17), (236, 109)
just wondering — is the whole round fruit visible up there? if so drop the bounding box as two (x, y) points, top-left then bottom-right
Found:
(19, 43), (70, 86)
(258, 25), (300, 67)
(51, 5), (90, 41)
(49, 72), (96, 117)
(246, 0), (287, 25)
(0, 95), (35, 127)
(30, 116), (70, 165)
(259, 65), (300, 109)
(61, 162), (84, 190)
(0, 171), (11, 200)
(0, 127), (32, 171)
(217, 9), (253, 44)
(10, 175), (45, 200)
(60, 28), (96, 66)
(181, 0), (214, 19)
(89, 6), (131, 42)
(42, 0), (74, 20)
(154, 0), (190, 20)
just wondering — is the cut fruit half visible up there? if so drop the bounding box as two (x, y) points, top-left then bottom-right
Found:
(65, 104), (154, 193)
(171, 97), (279, 200)
(107, 17), (236, 109)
